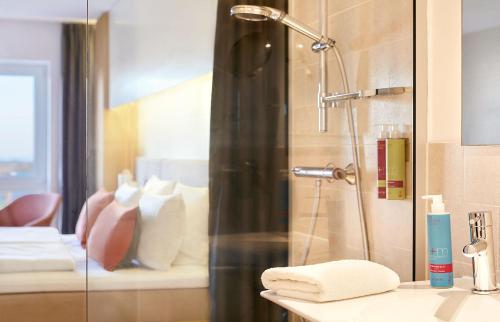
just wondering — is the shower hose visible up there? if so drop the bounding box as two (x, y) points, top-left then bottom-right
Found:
(300, 178), (322, 266)
(297, 45), (370, 322)
(298, 179), (321, 322)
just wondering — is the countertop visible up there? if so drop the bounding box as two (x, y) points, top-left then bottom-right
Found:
(261, 277), (500, 322)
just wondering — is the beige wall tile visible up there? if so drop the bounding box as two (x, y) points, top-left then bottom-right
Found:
(427, 143), (444, 194)
(291, 218), (330, 265)
(445, 198), (468, 272)
(464, 145), (500, 157)
(290, 32), (321, 66)
(370, 245), (413, 282)
(428, 143), (464, 202)
(289, 0), (413, 280)
(290, 65), (319, 110)
(327, 0), (370, 16)
(328, 231), (365, 259)
(453, 260), (472, 278)
(290, 1), (319, 26)
(428, 142), (500, 280)
(363, 192), (413, 248)
(327, 0), (412, 53)
(464, 154), (500, 205)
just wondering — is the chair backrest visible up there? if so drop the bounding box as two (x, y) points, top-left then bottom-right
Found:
(0, 193), (62, 227)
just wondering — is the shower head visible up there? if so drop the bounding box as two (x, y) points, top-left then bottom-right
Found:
(230, 5), (284, 21)
(230, 5), (335, 49)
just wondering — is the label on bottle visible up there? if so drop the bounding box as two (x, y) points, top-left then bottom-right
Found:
(429, 263), (453, 273)
(377, 139), (386, 199)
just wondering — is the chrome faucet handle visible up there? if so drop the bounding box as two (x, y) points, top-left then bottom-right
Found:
(463, 211), (500, 294)
(332, 163), (356, 185)
(462, 239), (487, 258)
(468, 211), (489, 228)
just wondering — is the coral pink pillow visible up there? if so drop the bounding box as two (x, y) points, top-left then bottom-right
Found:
(87, 201), (137, 271)
(75, 189), (114, 247)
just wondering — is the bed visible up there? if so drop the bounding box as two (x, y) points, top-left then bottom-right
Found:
(0, 158), (210, 322)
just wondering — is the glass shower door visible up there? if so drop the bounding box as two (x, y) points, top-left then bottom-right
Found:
(85, 0), (415, 322)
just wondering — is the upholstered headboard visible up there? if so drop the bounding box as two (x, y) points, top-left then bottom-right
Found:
(135, 157), (209, 188)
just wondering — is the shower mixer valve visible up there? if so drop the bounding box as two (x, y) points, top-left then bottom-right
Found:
(291, 164), (356, 185)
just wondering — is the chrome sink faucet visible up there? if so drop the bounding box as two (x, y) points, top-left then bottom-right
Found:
(462, 211), (500, 294)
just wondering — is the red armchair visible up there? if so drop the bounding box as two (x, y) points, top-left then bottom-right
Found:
(0, 193), (62, 227)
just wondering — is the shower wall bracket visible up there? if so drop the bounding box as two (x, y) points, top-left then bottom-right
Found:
(322, 86), (410, 105)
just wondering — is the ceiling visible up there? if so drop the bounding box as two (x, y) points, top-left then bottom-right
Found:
(463, 0), (500, 34)
(0, 0), (117, 22)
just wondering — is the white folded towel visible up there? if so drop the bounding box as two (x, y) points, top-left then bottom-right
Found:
(261, 260), (400, 302)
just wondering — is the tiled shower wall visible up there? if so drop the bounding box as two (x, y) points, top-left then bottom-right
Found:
(288, 0), (414, 281)
(428, 144), (500, 278)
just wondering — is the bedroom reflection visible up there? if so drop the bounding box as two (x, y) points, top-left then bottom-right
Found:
(0, 1), (88, 321)
(0, 0), (214, 320)
(87, 0), (215, 321)
(89, 0), (289, 321)
(1, 0), (289, 321)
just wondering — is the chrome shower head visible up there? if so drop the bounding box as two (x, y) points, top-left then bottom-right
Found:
(230, 5), (335, 49)
(230, 5), (284, 22)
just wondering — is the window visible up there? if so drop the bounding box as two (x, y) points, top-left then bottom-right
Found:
(0, 62), (49, 202)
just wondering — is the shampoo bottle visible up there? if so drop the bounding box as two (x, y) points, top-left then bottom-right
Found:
(386, 125), (406, 200)
(377, 124), (389, 199)
(423, 195), (453, 288)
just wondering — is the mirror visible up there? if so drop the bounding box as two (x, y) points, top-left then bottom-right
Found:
(462, 0), (500, 145)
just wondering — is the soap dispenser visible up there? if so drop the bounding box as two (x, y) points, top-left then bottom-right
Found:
(422, 195), (453, 288)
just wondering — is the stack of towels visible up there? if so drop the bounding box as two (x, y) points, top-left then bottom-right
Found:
(261, 260), (400, 302)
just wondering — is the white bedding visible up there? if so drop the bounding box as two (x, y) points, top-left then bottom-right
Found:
(0, 242), (75, 273)
(0, 228), (75, 273)
(0, 227), (61, 243)
(0, 235), (209, 294)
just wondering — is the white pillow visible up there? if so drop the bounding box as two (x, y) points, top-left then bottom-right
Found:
(143, 175), (176, 195)
(115, 183), (142, 207)
(172, 183), (209, 266)
(137, 193), (186, 270)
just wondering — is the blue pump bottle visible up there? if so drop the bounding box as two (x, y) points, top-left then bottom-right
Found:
(423, 195), (453, 288)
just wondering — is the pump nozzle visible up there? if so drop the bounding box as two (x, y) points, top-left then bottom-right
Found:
(422, 195), (445, 213)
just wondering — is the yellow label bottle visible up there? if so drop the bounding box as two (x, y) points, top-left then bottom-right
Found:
(377, 124), (389, 199)
(386, 125), (406, 200)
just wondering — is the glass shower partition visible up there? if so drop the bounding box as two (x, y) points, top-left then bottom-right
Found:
(85, 0), (414, 321)
(87, 0), (290, 321)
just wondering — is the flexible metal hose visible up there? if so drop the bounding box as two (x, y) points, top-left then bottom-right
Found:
(332, 46), (370, 260)
(300, 179), (322, 266)
(298, 179), (321, 322)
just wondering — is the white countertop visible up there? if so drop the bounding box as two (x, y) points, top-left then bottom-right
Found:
(261, 278), (500, 322)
